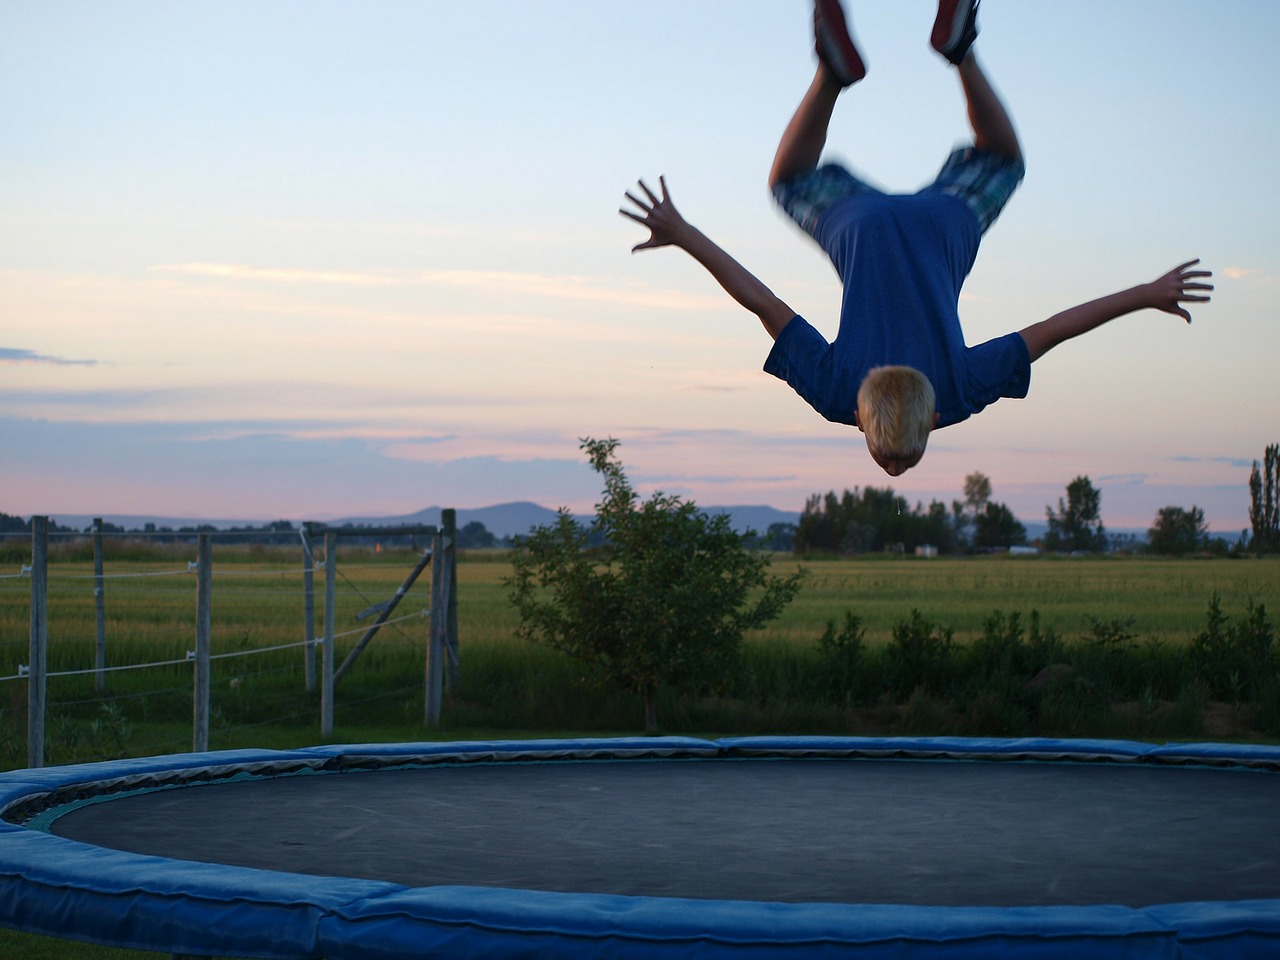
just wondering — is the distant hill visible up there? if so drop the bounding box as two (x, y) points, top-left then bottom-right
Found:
(333, 503), (803, 539)
(29, 512), (293, 534)
(26, 506), (1200, 545)
(33, 503), (802, 540)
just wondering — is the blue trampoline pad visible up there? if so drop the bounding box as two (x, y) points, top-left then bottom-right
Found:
(2, 736), (1279, 960)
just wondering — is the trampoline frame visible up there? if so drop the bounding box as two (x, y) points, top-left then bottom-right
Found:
(2, 735), (1280, 959)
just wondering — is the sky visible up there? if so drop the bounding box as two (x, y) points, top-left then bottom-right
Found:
(2, 1), (1277, 533)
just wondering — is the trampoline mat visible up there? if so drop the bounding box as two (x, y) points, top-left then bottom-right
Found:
(49, 757), (1280, 907)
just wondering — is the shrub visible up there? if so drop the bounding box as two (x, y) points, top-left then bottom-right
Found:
(885, 609), (954, 699)
(506, 439), (805, 733)
(1189, 594), (1277, 701)
(817, 612), (867, 706)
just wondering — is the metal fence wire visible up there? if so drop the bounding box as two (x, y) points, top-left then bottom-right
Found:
(0, 514), (458, 769)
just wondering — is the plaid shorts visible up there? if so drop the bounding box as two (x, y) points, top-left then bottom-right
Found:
(773, 146), (1025, 236)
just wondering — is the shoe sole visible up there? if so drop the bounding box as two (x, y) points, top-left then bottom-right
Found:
(814, 0), (865, 86)
(931, 0), (977, 61)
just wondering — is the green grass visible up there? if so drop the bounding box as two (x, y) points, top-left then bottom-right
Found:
(0, 931), (164, 960)
(763, 552), (1279, 646)
(2, 551), (1278, 763)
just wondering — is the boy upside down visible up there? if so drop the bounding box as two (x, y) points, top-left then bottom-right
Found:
(621, 0), (1212, 476)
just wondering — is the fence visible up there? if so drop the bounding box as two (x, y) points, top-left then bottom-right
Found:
(1, 512), (458, 769)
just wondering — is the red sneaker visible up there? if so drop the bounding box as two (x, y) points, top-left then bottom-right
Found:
(813, 0), (866, 87)
(931, 0), (979, 65)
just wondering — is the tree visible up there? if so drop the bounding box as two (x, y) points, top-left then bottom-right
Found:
(964, 472), (992, 515)
(761, 522), (798, 552)
(918, 499), (959, 554)
(506, 438), (804, 732)
(457, 521), (497, 549)
(1250, 443), (1279, 553)
(794, 487), (956, 554)
(973, 502), (1027, 550)
(1044, 476), (1107, 552)
(951, 472), (991, 549)
(1147, 506), (1208, 555)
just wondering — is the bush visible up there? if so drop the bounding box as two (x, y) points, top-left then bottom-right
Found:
(506, 439), (805, 732)
(1190, 594), (1277, 701)
(885, 610), (954, 699)
(817, 612), (867, 706)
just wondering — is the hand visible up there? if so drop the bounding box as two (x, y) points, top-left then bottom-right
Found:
(1147, 259), (1214, 323)
(619, 176), (690, 252)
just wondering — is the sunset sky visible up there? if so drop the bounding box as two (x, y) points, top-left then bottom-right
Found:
(3, 1), (1277, 533)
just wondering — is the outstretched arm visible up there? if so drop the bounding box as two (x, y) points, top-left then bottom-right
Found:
(1018, 260), (1213, 363)
(620, 176), (797, 340)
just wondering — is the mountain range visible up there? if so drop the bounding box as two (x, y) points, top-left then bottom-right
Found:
(38, 503), (804, 540)
(335, 502), (811, 539)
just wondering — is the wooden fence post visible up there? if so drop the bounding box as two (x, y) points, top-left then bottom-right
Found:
(425, 527), (448, 727)
(442, 509), (460, 694)
(193, 534), (212, 753)
(322, 530), (336, 738)
(27, 517), (48, 769)
(301, 527), (316, 693)
(93, 518), (106, 692)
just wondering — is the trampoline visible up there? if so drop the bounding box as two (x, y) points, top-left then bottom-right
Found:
(1, 737), (1279, 959)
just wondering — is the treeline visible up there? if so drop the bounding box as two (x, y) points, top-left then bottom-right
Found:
(0, 512), (503, 551)
(796, 488), (965, 555)
(795, 472), (1027, 555)
(0, 513), (304, 545)
(796, 447), (1280, 557)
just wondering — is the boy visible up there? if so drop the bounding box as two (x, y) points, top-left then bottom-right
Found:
(621, 0), (1212, 476)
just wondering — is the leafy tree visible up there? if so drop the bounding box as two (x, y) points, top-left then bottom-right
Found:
(949, 472), (990, 548)
(973, 501), (1027, 550)
(0, 513), (74, 534)
(506, 438), (804, 732)
(1250, 443), (1279, 553)
(1044, 476), (1106, 552)
(918, 499), (959, 554)
(1108, 532), (1143, 554)
(457, 521), (497, 549)
(760, 522), (798, 552)
(795, 487), (955, 554)
(964, 471), (993, 511)
(1147, 505), (1208, 555)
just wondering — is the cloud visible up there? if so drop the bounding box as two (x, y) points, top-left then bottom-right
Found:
(0, 347), (98, 367)
(1222, 267), (1270, 282)
(637, 426), (848, 452)
(638, 471), (799, 486)
(0, 380), (519, 425)
(0, 415), (603, 518)
(149, 263), (723, 311)
(149, 264), (395, 286)
(1171, 455), (1255, 470)
(1095, 473), (1151, 486)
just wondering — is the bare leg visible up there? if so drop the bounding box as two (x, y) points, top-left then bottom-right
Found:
(956, 54), (1021, 161)
(768, 65), (844, 190)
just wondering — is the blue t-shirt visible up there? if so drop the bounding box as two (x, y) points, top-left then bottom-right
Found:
(763, 189), (1030, 428)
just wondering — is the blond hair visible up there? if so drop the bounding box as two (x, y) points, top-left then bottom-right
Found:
(856, 366), (936, 460)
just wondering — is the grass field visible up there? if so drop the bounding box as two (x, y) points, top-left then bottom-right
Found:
(2, 550), (1278, 760)
(0, 549), (1277, 958)
(781, 554), (1275, 641)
